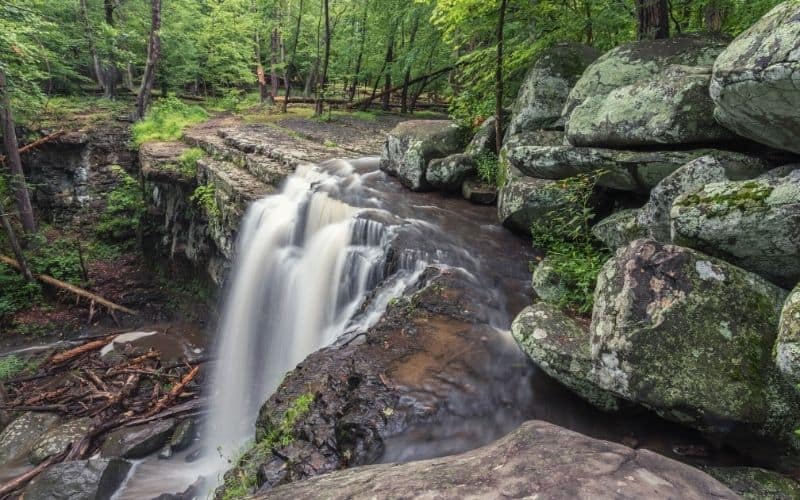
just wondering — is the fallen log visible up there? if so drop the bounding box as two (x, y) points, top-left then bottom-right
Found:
(0, 129), (65, 163)
(350, 65), (456, 110)
(50, 337), (116, 365)
(143, 365), (199, 418)
(0, 255), (136, 317)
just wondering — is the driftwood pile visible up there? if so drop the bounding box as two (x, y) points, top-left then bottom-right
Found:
(0, 334), (203, 496)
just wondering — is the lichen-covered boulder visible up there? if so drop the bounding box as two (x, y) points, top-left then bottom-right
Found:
(507, 43), (600, 135)
(512, 304), (620, 411)
(711, 2), (800, 154)
(638, 154), (773, 242)
(503, 142), (763, 192)
(671, 169), (800, 287)
(531, 258), (569, 304)
(23, 458), (132, 500)
(425, 153), (476, 191)
(379, 120), (466, 191)
(591, 209), (647, 249)
(497, 168), (577, 233)
(0, 412), (60, 463)
(591, 239), (790, 432)
(776, 284), (800, 386)
(703, 466), (800, 500)
(101, 418), (176, 459)
(464, 117), (497, 156)
(563, 35), (729, 120)
(566, 65), (734, 147)
(504, 129), (565, 149)
(29, 417), (91, 465)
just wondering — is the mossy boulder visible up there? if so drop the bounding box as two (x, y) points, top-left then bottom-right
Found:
(531, 257), (570, 304)
(426, 153), (476, 191)
(711, 1), (800, 154)
(379, 120), (467, 191)
(566, 65), (734, 147)
(776, 284), (800, 386)
(497, 167), (579, 234)
(507, 43), (600, 135)
(591, 209), (647, 249)
(23, 458), (132, 500)
(511, 303), (620, 411)
(591, 239), (794, 439)
(29, 417), (91, 465)
(0, 412), (60, 464)
(563, 35), (729, 120)
(464, 117), (497, 156)
(670, 169), (800, 287)
(703, 466), (800, 500)
(638, 154), (773, 242)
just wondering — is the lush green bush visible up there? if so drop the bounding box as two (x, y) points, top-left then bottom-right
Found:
(0, 355), (37, 380)
(177, 147), (204, 177)
(97, 166), (145, 241)
(475, 152), (502, 187)
(530, 173), (610, 314)
(132, 96), (209, 146)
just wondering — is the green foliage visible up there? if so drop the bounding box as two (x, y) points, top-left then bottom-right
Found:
(530, 172), (610, 314)
(475, 152), (501, 187)
(0, 355), (37, 380)
(177, 148), (204, 177)
(97, 166), (145, 241)
(0, 266), (42, 317)
(132, 96), (208, 146)
(191, 184), (220, 220)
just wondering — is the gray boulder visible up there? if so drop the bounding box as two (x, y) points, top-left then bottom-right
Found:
(497, 168), (578, 233)
(255, 420), (736, 500)
(563, 35), (729, 120)
(101, 418), (176, 459)
(711, 1), (800, 154)
(670, 169), (800, 287)
(531, 258), (570, 304)
(379, 120), (466, 191)
(512, 304), (619, 411)
(0, 412), (60, 463)
(638, 154), (773, 241)
(23, 458), (132, 500)
(591, 239), (794, 436)
(29, 417), (91, 465)
(461, 178), (497, 205)
(591, 209), (647, 249)
(776, 284), (800, 386)
(703, 466), (800, 500)
(464, 117), (497, 156)
(425, 153), (476, 191)
(504, 129), (565, 149)
(566, 65), (734, 147)
(507, 43), (600, 135)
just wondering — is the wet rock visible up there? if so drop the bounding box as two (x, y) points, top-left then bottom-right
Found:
(776, 284), (800, 386)
(23, 458), (132, 500)
(379, 120), (466, 191)
(168, 419), (197, 452)
(711, 2), (800, 154)
(638, 154), (774, 242)
(503, 142), (766, 192)
(507, 43), (600, 135)
(591, 209), (647, 249)
(566, 65), (734, 147)
(670, 169), (800, 287)
(563, 35), (729, 120)
(703, 466), (800, 500)
(497, 170), (578, 234)
(461, 178), (496, 205)
(425, 153), (476, 191)
(254, 420), (737, 500)
(0, 412), (60, 463)
(530, 258), (568, 304)
(29, 417), (91, 465)
(512, 304), (619, 411)
(591, 239), (798, 440)
(101, 418), (176, 459)
(464, 117), (497, 156)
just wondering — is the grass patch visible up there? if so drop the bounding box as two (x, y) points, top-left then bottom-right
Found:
(24, 96), (128, 131)
(0, 355), (38, 380)
(132, 96), (208, 146)
(176, 147), (204, 177)
(205, 90), (263, 113)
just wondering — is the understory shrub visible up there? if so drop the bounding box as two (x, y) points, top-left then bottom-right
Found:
(97, 166), (145, 241)
(132, 96), (208, 146)
(475, 151), (503, 187)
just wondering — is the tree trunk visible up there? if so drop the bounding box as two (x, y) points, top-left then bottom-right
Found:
(282, 0), (304, 113)
(78, 0), (106, 94)
(495, 0), (508, 155)
(314, 0), (330, 116)
(135, 0), (162, 120)
(270, 28), (280, 102)
(381, 30), (395, 111)
(102, 0), (116, 99)
(0, 212), (33, 281)
(635, 0), (669, 40)
(255, 31), (270, 104)
(400, 13), (420, 113)
(704, 1), (726, 33)
(0, 70), (36, 235)
(348, 0), (370, 103)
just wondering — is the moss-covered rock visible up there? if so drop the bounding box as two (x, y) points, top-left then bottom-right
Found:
(379, 120), (467, 191)
(496, 166), (579, 234)
(591, 239), (794, 439)
(563, 35), (729, 120)
(425, 153), (476, 191)
(703, 466), (800, 500)
(711, 1), (800, 154)
(566, 65), (734, 147)
(531, 257), (569, 304)
(507, 43), (600, 135)
(512, 303), (620, 411)
(29, 418), (91, 465)
(591, 209), (647, 249)
(464, 117), (497, 157)
(671, 169), (800, 287)
(0, 412), (60, 464)
(776, 284), (800, 386)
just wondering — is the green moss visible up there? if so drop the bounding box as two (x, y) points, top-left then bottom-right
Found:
(190, 184), (220, 220)
(132, 96), (208, 146)
(676, 180), (773, 215)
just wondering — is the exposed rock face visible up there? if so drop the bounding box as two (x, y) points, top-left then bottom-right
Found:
(638, 154), (774, 242)
(711, 1), (800, 154)
(29, 418), (91, 465)
(379, 120), (466, 191)
(670, 169), (800, 287)
(464, 117), (497, 157)
(591, 239), (795, 438)
(704, 466), (800, 500)
(566, 65), (733, 147)
(23, 458), (132, 500)
(776, 284), (800, 386)
(255, 420), (737, 500)
(0, 412), (60, 463)
(100, 418), (176, 459)
(507, 43), (600, 135)
(592, 209), (647, 249)
(425, 153), (476, 191)
(563, 35), (729, 120)
(497, 169), (576, 233)
(512, 304), (619, 411)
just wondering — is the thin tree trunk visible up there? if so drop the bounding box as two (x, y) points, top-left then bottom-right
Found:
(636, 0), (669, 39)
(0, 70), (36, 235)
(270, 28), (280, 102)
(381, 29), (396, 112)
(255, 31), (270, 104)
(400, 13), (420, 114)
(282, 0), (304, 113)
(103, 0), (116, 99)
(0, 212), (33, 281)
(355, 65), (455, 110)
(78, 0), (106, 94)
(135, 0), (162, 119)
(123, 63), (134, 91)
(495, 0), (508, 155)
(348, 0), (370, 103)
(314, 0), (330, 116)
